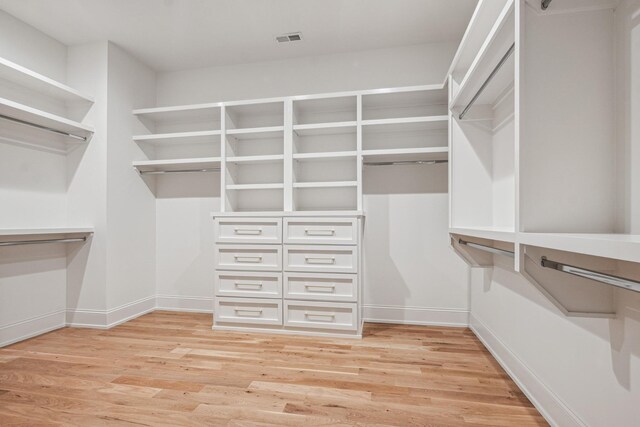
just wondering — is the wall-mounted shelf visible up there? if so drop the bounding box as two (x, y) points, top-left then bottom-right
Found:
(133, 157), (221, 173)
(449, 226), (516, 243)
(0, 57), (94, 104)
(0, 227), (94, 247)
(0, 97), (94, 142)
(133, 130), (221, 145)
(133, 103), (222, 123)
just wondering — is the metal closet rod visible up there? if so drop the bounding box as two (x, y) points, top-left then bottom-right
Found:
(0, 114), (88, 141)
(541, 257), (640, 293)
(0, 237), (87, 247)
(459, 42), (515, 120)
(364, 160), (448, 167)
(458, 239), (515, 258)
(139, 168), (221, 175)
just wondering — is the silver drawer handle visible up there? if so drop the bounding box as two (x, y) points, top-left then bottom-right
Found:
(304, 284), (336, 292)
(234, 255), (263, 263)
(305, 256), (335, 264)
(304, 312), (335, 322)
(304, 229), (335, 236)
(234, 281), (263, 289)
(234, 228), (263, 235)
(234, 308), (263, 316)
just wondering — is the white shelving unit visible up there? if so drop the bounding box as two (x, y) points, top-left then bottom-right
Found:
(448, 0), (640, 316)
(133, 84), (449, 213)
(0, 56), (95, 147)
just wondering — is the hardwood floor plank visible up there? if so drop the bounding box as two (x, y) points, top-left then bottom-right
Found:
(0, 311), (547, 426)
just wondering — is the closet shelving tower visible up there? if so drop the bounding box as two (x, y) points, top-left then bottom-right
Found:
(448, 0), (640, 315)
(132, 83), (449, 336)
(0, 56), (95, 242)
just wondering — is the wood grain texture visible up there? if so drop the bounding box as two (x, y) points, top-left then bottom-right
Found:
(0, 311), (547, 426)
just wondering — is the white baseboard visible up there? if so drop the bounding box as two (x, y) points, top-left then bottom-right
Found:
(66, 296), (156, 329)
(469, 314), (585, 427)
(0, 310), (66, 348)
(363, 304), (469, 327)
(156, 294), (213, 313)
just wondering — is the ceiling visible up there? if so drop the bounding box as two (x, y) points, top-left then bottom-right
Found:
(0, 0), (477, 72)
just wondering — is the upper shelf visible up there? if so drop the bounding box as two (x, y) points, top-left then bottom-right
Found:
(133, 103), (222, 124)
(0, 57), (93, 104)
(133, 130), (221, 145)
(132, 157), (221, 173)
(0, 96), (94, 142)
(449, 226), (516, 243)
(363, 147), (448, 163)
(519, 233), (640, 264)
(0, 227), (94, 237)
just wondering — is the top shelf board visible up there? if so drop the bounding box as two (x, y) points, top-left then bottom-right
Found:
(133, 103), (222, 124)
(0, 227), (94, 238)
(449, 226), (516, 243)
(0, 57), (94, 104)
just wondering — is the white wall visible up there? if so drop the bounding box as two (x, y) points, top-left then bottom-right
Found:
(0, 10), (71, 345)
(154, 42), (471, 323)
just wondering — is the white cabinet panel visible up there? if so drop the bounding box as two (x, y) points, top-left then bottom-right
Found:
(284, 272), (357, 302)
(215, 297), (282, 326)
(215, 271), (282, 298)
(214, 218), (282, 244)
(215, 244), (282, 271)
(284, 245), (358, 273)
(284, 300), (358, 331)
(284, 217), (357, 245)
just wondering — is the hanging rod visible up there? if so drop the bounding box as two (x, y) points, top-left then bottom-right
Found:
(0, 114), (88, 141)
(541, 257), (640, 293)
(0, 237), (87, 247)
(541, 0), (552, 10)
(364, 160), (448, 167)
(458, 239), (515, 258)
(459, 43), (515, 120)
(139, 168), (221, 175)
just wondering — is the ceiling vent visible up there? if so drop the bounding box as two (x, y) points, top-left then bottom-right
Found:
(276, 32), (303, 43)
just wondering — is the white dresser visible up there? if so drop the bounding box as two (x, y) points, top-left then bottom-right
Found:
(213, 214), (363, 338)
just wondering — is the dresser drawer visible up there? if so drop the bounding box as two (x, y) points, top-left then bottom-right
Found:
(284, 245), (358, 273)
(284, 217), (357, 245)
(215, 271), (282, 298)
(214, 218), (282, 244)
(284, 300), (358, 331)
(215, 297), (282, 326)
(215, 244), (282, 271)
(284, 272), (357, 302)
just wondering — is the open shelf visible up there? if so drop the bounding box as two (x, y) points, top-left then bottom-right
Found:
(362, 86), (447, 120)
(293, 151), (357, 161)
(226, 101), (284, 130)
(293, 181), (357, 189)
(449, 226), (516, 243)
(227, 183), (284, 190)
(363, 147), (448, 163)
(450, 0), (514, 117)
(293, 186), (358, 212)
(0, 96), (94, 142)
(519, 233), (640, 265)
(0, 227), (94, 237)
(132, 157), (221, 173)
(0, 56), (93, 104)
(293, 121), (357, 136)
(133, 130), (221, 145)
(226, 154), (284, 164)
(293, 95), (356, 125)
(133, 103), (221, 123)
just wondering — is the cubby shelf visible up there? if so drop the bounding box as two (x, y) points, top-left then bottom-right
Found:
(227, 183), (284, 190)
(362, 115), (448, 127)
(133, 130), (221, 145)
(132, 157), (221, 173)
(226, 154), (284, 164)
(293, 121), (357, 136)
(226, 126), (284, 137)
(449, 226), (516, 243)
(293, 151), (357, 160)
(0, 57), (94, 104)
(363, 147), (448, 163)
(133, 103), (221, 123)
(293, 181), (357, 189)
(0, 96), (94, 141)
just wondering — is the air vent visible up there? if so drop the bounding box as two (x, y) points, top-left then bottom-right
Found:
(275, 32), (303, 43)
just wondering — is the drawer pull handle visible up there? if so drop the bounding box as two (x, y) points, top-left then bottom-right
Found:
(234, 255), (263, 263)
(304, 284), (336, 293)
(304, 312), (335, 322)
(304, 229), (335, 236)
(234, 308), (263, 316)
(234, 228), (263, 235)
(234, 282), (263, 289)
(304, 256), (335, 265)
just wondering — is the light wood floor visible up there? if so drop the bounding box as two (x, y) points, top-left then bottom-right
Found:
(0, 311), (546, 426)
